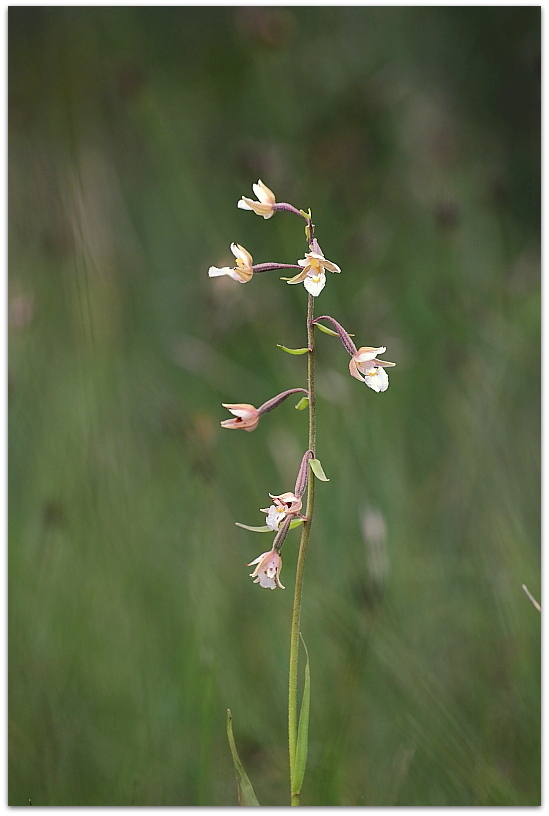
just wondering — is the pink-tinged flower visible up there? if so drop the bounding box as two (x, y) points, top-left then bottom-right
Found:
(260, 491), (302, 531)
(237, 180), (276, 219)
(349, 347), (396, 393)
(220, 403), (261, 431)
(248, 548), (285, 589)
(208, 243), (254, 283)
(219, 388), (308, 432)
(286, 240), (341, 297)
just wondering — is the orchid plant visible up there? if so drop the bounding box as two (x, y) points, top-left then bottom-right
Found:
(209, 181), (395, 806)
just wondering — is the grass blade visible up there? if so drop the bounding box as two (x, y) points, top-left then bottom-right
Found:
(292, 637), (311, 796)
(226, 709), (260, 806)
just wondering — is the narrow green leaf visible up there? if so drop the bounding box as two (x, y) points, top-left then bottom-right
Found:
(226, 709), (260, 806)
(309, 458), (330, 482)
(235, 519), (304, 533)
(315, 323), (354, 337)
(292, 637), (311, 796)
(314, 323), (338, 337)
(277, 344), (310, 355)
(295, 397), (309, 411)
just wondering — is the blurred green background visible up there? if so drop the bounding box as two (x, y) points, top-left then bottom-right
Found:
(8, 6), (540, 806)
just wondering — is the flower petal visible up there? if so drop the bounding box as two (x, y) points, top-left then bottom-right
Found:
(231, 243), (253, 267)
(253, 180), (275, 205)
(364, 366), (390, 392)
(247, 552), (267, 567)
(286, 268), (310, 285)
(311, 238), (323, 256)
(254, 572), (277, 589)
(238, 197), (273, 217)
(304, 273), (326, 297)
(321, 259), (341, 274)
(237, 198), (253, 210)
(265, 506), (283, 531)
(349, 357), (365, 382)
(221, 403), (256, 419)
(354, 346), (386, 362)
(208, 266), (234, 278)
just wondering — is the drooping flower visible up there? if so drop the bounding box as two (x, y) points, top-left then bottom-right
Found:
(220, 403), (261, 431)
(208, 243), (254, 283)
(237, 180), (276, 219)
(349, 347), (396, 392)
(261, 491), (302, 531)
(286, 240), (341, 297)
(248, 548), (285, 589)
(220, 389), (308, 432)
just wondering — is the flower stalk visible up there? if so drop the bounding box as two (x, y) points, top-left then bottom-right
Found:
(288, 292), (316, 805)
(210, 179), (396, 806)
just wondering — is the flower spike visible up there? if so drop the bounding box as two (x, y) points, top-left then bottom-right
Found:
(208, 243), (254, 283)
(238, 180), (276, 219)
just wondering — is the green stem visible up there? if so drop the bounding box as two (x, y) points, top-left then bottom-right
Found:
(288, 293), (316, 806)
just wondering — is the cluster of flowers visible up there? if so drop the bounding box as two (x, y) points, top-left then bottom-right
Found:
(209, 180), (340, 297)
(209, 181), (395, 588)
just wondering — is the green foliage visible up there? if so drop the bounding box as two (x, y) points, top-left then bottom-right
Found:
(292, 638), (311, 797)
(235, 519), (304, 533)
(226, 710), (260, 806)
(309, 459), (330, 482)
(277, 345), (310, 355)
(8, 5), (540, 807)
(315, 323), (354, 338)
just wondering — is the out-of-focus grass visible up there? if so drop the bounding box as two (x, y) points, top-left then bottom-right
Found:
(9, 7), (540, 806)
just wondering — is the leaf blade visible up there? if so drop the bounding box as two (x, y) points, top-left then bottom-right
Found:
(315, 323), (354, 337)
(277, 344), (310, 355)
(235, 519), (304, 533)
(226, 709), (260, 806)
(309, 458), (330, 482)
(292, 637), (311, 796)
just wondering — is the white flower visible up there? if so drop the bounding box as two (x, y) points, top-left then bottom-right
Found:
(286, 241), (341, 297)
(248, 548), (284, 589)
(208, 243), (254, 283)
(349, 347), (396, 392)
(237, 180), (276, 219)
(260, 491), (302, 531)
